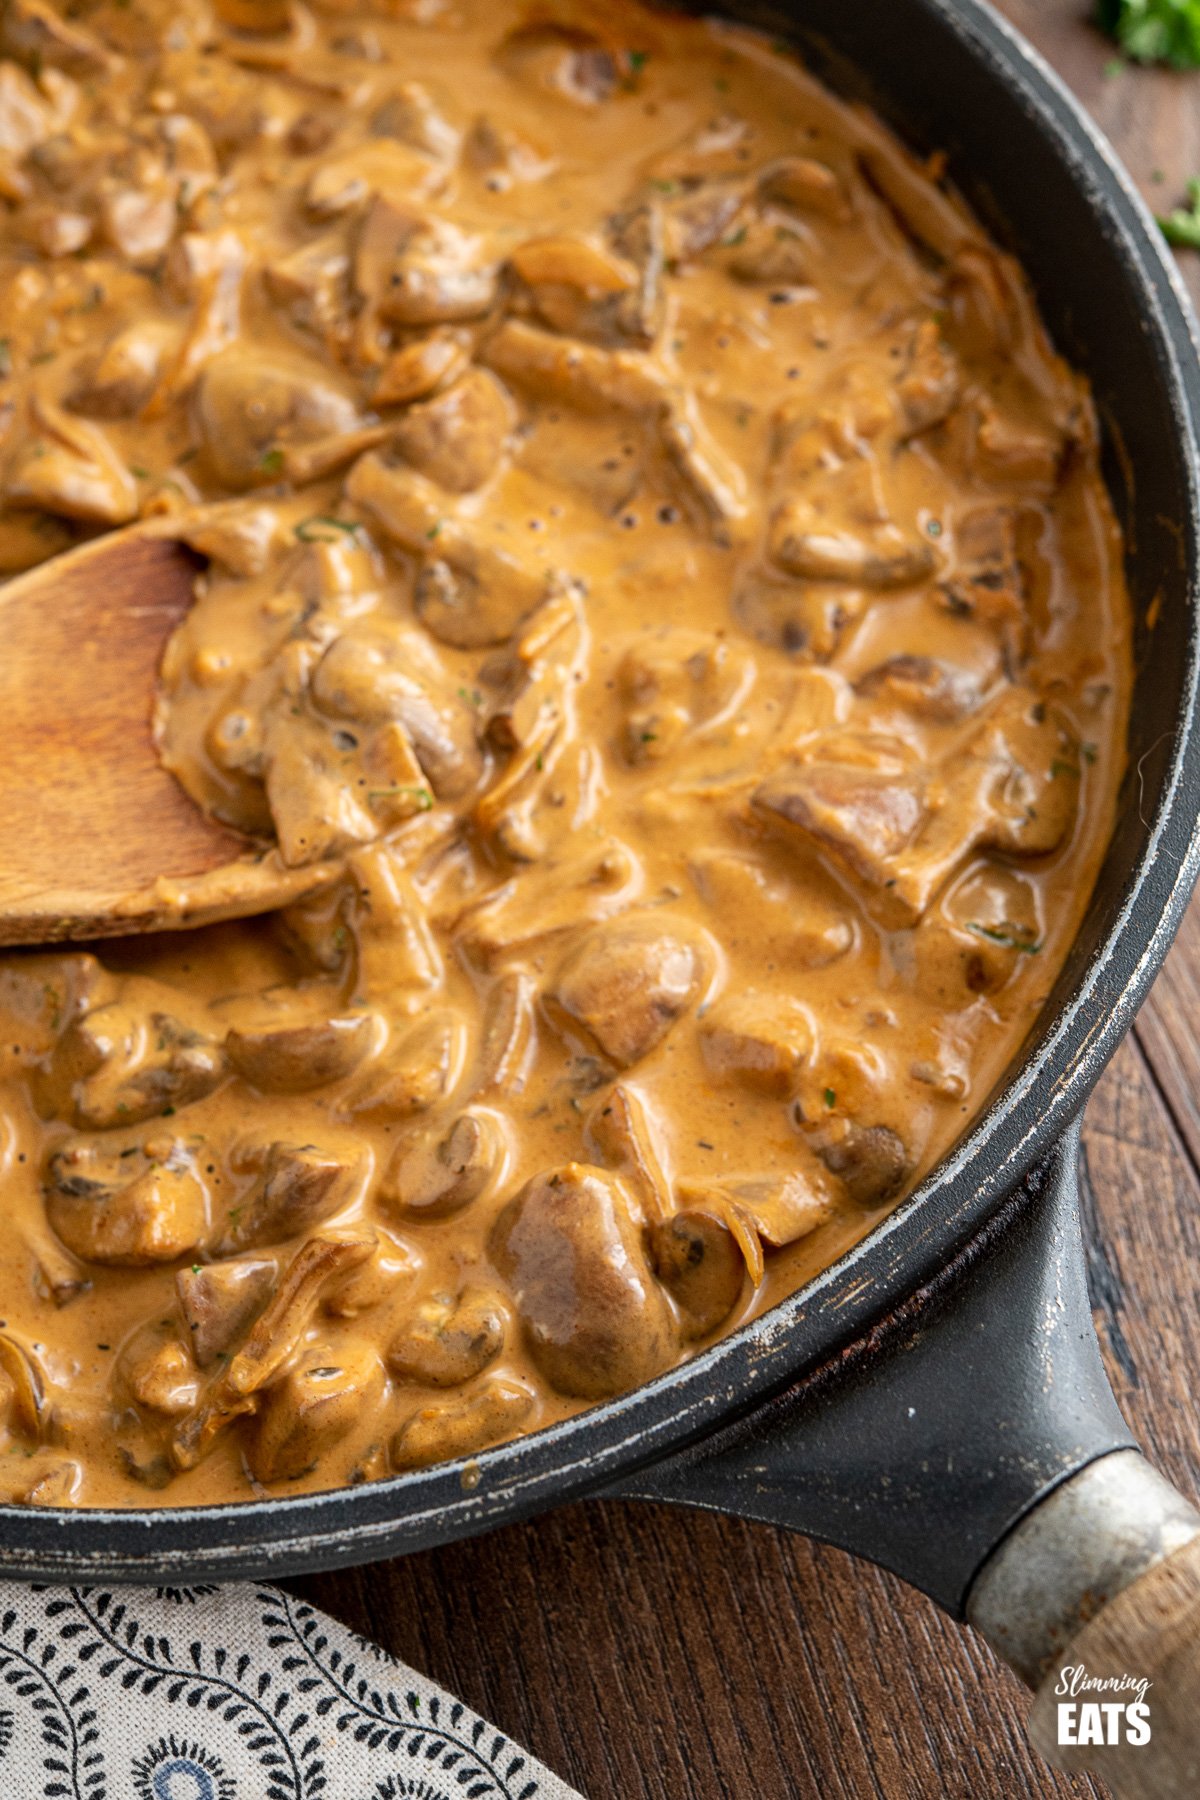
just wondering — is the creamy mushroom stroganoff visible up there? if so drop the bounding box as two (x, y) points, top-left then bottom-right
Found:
(0, 0), (1131, 1506)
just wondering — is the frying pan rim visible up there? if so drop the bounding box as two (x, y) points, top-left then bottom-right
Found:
(7, 0), (1200, 1578)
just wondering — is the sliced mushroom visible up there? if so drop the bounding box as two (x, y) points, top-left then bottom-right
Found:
(768, 502), (935, 588)
(464, 115), (554, 188)
(0, 1330), (51, 1441)
(497, 24), (619, 108)
(171, 1230), (375, 1471)
(391, 1375), (534, 1471)
(69, 319), (180, 419)
(45, 1140), (209, 1267)
(490, 1162), (676, 1399)
(34, 997), (226, 1130)
(348, 1010), (466, 1120)
(371, 81), (460, 162)
(482, 317), (668, 416)
(215, 1140), (363, 1253)
(585, 1082), (670, 1221)
(119, 1325), (200, 1417)
(5, 392), (137, 525)
(753, 756), (927, 900)
(392, 368), (515, 492)
(304, 141), (444, 219)
(647, 1211), (745, 1339)
(550, 915), (708, 1068)
(758, 155), (852, 222)
(226, 1013), (375, 1093)
(388, 1287), (505, 1387)
(194, 347), (362, 489)
(176, 1257), (277, 1367)
(456, 839), (640, 964)
(373, 329), (470, 408)
(311, 628), (484, 799)
(699, 991), (814, 1098)
(810, 1121), (909, 1208)
(16, 1459), (81, 1506)
(680, 1169), (831, 1250)
(855, 654), (984, 723)
(263, 234), (350, 343)
(354, 197), (498, 325)
(248, 1337), (386, 1483)
(475, 970), (537, 1096)
(381, 1109), (506, 1221)
(345, 844), (444, 995)
(345, 452), (549, 647)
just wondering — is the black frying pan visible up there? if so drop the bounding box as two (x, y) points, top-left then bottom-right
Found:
(9, 2), (1200, 1789)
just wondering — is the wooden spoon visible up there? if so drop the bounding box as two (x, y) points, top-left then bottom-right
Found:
(0, 527), (339, 947)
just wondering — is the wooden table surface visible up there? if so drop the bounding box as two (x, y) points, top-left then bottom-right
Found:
(291, 7), (1200, 1794)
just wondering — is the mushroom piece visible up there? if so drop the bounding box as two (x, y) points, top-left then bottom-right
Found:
(584, 1082), (670, 1220)
(699, 991), (815, 1098)
(391, 1375), (534, 1471)
(176, 1257), (277, 1367)
(474, 970), (537, 1096)
(753, 756), (927, 903)
(490, 1162), (677, 1399)
(171, 1230), (375, 1472)
(509, 232), (650, 345)
(392, 368), (515, 493)
(482, 317), (667, 416)
(372, 329), (470, 408)
(344, 844), (444, 996)
(263, 234), (351, 343)
(371, 81), (461, 163)
(45, 1140), (209, 1267)
(855, 654), (984, 723)
(381, 1109), (506, 1221)
(354, 197), (499, 326)
(497, 24), (619, 108)
(550, 915), (708, 1068)
(215, 1140), (364, 1254)
(810, 1121), (910, 1209)
(768, 501), (935, 588)
(758, 155), (852, 222)
(225, 1013), (375, 1094)
(304, 141), (444, 219)
(647, 1211), (745, 1340)
(69, 320), (180, 420)
(311, 628), (484, 800)
(456, 838), (640, 964)
(388, 1287), (505, 1387)
(16, 1459), (81, 1506)
(345, 452), (549, 648)
(34, 998), (226, 1130)
(5, 392), (138, 526)
(193, 348), (362, 489)
(659, 400), (748, 536)
(680, 1170), (831, 1251)
(0, 1330), (51, 1442)
(248, 1338), (386, 1484)
(348, 1010), (466, 1120)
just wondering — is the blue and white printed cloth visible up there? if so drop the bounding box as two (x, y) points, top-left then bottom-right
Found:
(0, 1583), (583, 1799)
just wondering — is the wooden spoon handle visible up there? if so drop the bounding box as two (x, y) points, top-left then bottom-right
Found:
(1027, 1534), (1200, 1797)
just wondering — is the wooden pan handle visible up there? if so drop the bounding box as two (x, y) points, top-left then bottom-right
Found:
(1026, 1534), (1200, 1798)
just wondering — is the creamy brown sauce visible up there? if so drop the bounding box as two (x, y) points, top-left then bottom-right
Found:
(0, 0), (1130, 1507)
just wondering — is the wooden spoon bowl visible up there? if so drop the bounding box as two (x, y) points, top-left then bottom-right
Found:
(0, 528), (337, 946)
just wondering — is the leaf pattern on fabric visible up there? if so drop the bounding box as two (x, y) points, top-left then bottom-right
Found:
(0, 1586), (582, 1800)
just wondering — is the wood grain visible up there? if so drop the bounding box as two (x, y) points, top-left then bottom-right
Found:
(291, 9), (1200, 1795)
(0, 530), (242, 936)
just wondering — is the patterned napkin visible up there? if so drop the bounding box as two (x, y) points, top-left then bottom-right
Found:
(0, 1582), (584, 1799)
